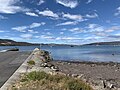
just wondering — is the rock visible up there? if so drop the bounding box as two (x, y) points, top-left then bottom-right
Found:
(34, 48), (40, 51)
(67, 74), (71, 76)
(77, 74), (84, 79)
(107, 82), (114, 89)
(91, 64), (96, 67)
(51, 66), (59, 71)
(71, 74), (79, 77)
(40, 63), (48, 67)
(67, 62), (71, 65)
(102, 80), (107, 88)
(47, 63), (54, 68)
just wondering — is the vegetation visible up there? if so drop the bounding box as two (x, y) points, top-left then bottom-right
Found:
(27, 60), (35, 66)
(11, 71), (93, 90)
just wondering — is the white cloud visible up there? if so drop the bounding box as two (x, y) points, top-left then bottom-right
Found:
(41, 35), (55, 39)
(95, 32), (106, 36)
(114, 7), (120, 16)
(88, 24), (98, 29)
(69, 28), (82, 32)
(87, 24), (104, 33)
(37, 0), (45, 5)
(60, 32), (64, 34)
(0, 30), (5, 32)
(0, 15), (7, 19)
(56, 0), (78, 8)
(12, 26), (27, 32)
(20, 34), (33, 39)
(28, 30), (38, 34)
(25, 12), (39, 17)
(105, 26), (120, 33)
(69, 27), (84, 34)
(0, 0), (29, 14)
(56, 21), (78, 26)
(46, 32), (52, 35)
(62, 13), (84, 21)
(38, 9), (59, 18)
(86, 13), (98, 18)
(12, 22), (45, 32)
(86, 0), (93, 4)
(30, 22), (45, 28)
(56, 37), (82, 40)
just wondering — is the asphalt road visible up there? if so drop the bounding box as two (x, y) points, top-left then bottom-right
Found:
(0, 51), (31, 87)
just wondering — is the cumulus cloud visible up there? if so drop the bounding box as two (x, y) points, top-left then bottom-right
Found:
(0, 15), (7, 19)
(62, 13), (84, 21)
(108, 34), (120, 38)
(105, 26), (120, 33)
(29, 22), (45, 28)
(37, 0), (45, 5)
(88, 24), (98, 29)
(86, 0), (93, 4)
(12, 22), (45, 32)
(0, 0), (29, 14)
(25, 12), (39, 17)
(28, 30), (38, 34)
(69, 28), (83, 33)
(60, 32), (64, 34)
(56, 21), (78, 26)
(86, 13), (98, 18)
(40, 35), (55, 40)
(12, 26), (27, 32)
(0, 30), (6, 32)
(56, 0), (78, 9)
(87, 24), (120, 37)
(37, 9), (59, 18)
(20, 34), (33, 39)
(56, 37), (82, 40)
(86, 24), (104, 33)
(114, 7), (120, 16)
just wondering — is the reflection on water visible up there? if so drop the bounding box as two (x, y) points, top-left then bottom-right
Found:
(0, 45), (120, 62)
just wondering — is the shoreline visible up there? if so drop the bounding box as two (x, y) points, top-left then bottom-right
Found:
(53, 60), (120, 66)
(48, 60), (120, 90)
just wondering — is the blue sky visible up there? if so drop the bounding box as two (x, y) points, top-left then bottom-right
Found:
(0, 0), (120, 44)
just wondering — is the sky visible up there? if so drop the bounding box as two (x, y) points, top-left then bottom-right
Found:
(0, 0), (120, 45)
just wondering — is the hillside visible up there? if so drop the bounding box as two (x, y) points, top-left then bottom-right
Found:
(0, 39), (39, 46)
(85, 41), (120, 45)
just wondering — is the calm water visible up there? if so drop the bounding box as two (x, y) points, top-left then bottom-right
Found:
(0, 45), (120, 62)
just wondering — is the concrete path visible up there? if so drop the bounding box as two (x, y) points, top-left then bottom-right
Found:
(0, 51), (31, 87)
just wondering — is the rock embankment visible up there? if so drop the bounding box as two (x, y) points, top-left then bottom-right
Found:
(26, 48), (59, 73)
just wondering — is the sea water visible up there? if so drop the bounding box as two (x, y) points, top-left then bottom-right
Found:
(0, 45), (120, 62)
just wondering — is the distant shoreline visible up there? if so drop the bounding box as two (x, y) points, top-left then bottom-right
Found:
(52, 59), (120, 65)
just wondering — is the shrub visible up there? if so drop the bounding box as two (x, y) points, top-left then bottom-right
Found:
(26, 71), (48, 81)
(10, 71), (93, 90)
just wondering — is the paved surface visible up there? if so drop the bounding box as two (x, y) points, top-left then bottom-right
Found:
(0, 51), (31, 87)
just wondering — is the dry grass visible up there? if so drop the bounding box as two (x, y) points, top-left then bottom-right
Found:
(10, 71), (93, 90)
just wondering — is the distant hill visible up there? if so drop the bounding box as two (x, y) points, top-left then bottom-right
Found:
(0, 39), (39, 46)
(1, 39), (120, 46)
(0, 39), (78, 46)
(84, 41), (120, 45)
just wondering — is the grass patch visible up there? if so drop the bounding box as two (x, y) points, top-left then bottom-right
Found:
(10, 71), (93, 90)
(27, 60), (35, 65)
